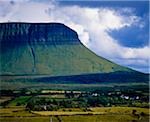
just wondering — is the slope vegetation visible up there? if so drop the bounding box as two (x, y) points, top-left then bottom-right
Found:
(0, 23), (131, 76)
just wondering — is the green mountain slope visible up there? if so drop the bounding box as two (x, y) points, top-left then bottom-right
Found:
(0, 22), (132, 76)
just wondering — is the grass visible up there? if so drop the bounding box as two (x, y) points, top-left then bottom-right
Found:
(32, 111), (104, 116)
(1, 80), (148, 91)
(0, 117), (51, 122)
(0, 97), (12, 104)
(0, 107), (34, 117)
(0, 36), (131, 75)
(0, 106), (149, 122)
(61, 115), (149, 122)
(37, 94), (66, 99)
(0, 115), (149, 122)
(8, 96), (32, 106)
(1, 115), (149, 122)
(90, 107), (149, 115)
(32, 107), (149, 116)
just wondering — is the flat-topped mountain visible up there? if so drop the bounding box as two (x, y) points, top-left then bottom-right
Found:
(0, 22), (133, 76)
(0, 23), (80, 45)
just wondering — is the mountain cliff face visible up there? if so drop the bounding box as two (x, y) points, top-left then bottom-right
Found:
(0, 23), (133, 76)
(0, 23), (80, 44)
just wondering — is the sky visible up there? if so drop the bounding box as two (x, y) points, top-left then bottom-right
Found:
(0, 0), (149, 73)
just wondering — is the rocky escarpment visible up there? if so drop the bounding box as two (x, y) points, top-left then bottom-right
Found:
(0, 23), (80, 44)
(0, 23), (131, 76)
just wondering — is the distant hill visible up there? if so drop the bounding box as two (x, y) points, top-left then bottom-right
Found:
(0, 23), (148, 84)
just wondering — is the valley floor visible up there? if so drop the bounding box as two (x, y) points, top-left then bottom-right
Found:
(0, 83), (149, 122)
(0, 106), (149, 122)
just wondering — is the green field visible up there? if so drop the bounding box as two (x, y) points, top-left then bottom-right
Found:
(0, 80), (148, 91)
(7, 96), (32, 106)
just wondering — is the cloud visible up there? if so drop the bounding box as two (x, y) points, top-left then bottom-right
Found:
(0, 0), (52, 22)
(0, 0), (149, 73)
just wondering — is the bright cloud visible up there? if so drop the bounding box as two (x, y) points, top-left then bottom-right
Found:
(0, 0), (149, 73)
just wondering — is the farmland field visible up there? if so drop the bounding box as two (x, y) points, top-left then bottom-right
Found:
(0, 83), (149, 122)
(8, 96), (32, 106)
(0, 106), (149, 122)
